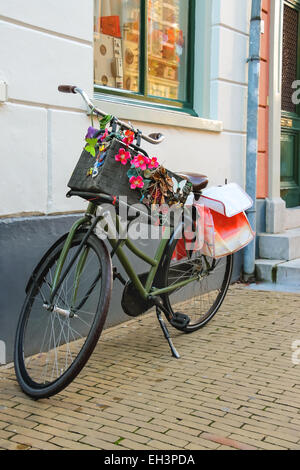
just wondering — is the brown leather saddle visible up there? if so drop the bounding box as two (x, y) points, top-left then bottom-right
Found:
(176, 172), (209, 193)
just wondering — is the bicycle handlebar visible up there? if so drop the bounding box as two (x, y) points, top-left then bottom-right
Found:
(58, 85), (77, 94)
(58, 85), (165, 145)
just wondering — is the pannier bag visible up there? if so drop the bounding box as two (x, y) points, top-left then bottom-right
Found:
(175, 184), (254, 260)
(200, 183), (254, 258)
(200, 182), (253, 217)
(201, 206), (255, 259)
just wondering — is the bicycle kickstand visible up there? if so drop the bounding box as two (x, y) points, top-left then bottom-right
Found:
(156, 307), (180, 359)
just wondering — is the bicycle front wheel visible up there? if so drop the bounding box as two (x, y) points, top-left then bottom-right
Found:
(161, 236), (233, 333)
(14, 232), (112, 399)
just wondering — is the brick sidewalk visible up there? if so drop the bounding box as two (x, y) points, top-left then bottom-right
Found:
(1, 284), (300, 450)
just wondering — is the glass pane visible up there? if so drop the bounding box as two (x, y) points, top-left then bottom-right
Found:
(94, 0), (140, 92)
(147, 0), (189, 102)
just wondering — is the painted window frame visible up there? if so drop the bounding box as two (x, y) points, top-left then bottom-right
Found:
(94, 0), (197, 115)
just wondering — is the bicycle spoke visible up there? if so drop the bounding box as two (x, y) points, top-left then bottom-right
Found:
(19, 236), (108, 388)
(165, 238), (231, 328)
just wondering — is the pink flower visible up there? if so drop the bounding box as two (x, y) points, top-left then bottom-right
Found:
(100, 129), (109, 142)
(122, 130), (135, 146)
(129, 176), (144, 190)
(148, 157), (159, 169)
(132, 154), (150, 171)
(115, 148), (131, 165)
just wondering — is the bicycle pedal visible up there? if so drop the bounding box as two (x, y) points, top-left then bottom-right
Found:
(170, 312), (190, 329)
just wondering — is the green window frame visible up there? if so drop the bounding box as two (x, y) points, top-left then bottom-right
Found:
(94, 0), (196, 115)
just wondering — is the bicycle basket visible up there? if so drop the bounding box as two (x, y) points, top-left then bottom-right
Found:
(68, 135), (193, 208)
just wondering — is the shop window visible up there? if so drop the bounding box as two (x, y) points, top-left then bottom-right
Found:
(94, 0), (194, 110)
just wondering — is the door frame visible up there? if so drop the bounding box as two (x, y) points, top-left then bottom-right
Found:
(280, 0), (300, 208)
(267, 0), (286, 234)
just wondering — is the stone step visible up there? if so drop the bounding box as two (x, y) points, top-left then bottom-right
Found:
(277, 259), (300, 287)
(285, 207), (300, 230)
(258, 228), (300, 261)
(255, 258), (300, 288)
(255, 259), (285, 283)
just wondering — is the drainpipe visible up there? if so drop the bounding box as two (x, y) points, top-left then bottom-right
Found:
(243, 0), (262, 279)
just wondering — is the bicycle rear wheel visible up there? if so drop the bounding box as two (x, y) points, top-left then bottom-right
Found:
(161, 236), (233, 333)
(14, 232), (112, 399)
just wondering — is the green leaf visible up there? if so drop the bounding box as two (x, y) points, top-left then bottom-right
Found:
(99, 115), (112, 129)
(85, 138), (98, 147)
(142, 179), (151, 191)
(127, 168), (139, 179)
(85, 145), (96, 157)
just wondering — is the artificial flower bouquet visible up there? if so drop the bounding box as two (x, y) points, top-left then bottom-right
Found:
(68, 122), (192, 209)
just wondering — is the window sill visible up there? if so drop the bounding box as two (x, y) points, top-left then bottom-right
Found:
(92, 95), (223, 133)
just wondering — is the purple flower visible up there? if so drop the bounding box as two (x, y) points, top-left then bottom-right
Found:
(85, 126), (98, 140)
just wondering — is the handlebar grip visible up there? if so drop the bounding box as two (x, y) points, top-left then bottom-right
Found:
(58, 85), (77, 94)
(148, 133), (165, 141)
(146, 132), (165, 144)
(148, 133), (162, 140)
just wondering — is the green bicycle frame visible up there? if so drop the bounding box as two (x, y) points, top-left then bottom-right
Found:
(50, 202), (199, 305)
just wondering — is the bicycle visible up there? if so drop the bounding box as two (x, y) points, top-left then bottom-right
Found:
(14, 86), (233, 399)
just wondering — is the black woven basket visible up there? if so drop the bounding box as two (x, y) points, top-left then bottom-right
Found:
(68, 137), (192, 207)
(68, 138), (144, 205)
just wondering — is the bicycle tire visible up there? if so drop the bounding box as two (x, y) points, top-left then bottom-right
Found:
(160, 234), (233, 333)
(14, 231), (112, 399)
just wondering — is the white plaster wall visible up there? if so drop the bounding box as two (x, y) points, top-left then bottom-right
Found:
(0, 0), (93, 42)
(0, 21), (93, 107)
(0, 0), (93, 216)
(133, 123), (246, 188)
(0, 103), (48, 215)
(0, 0), (251, 217)
(207, 0), (250, 185)
(213, 0), (252, 33)
(49, 110), (90, 213)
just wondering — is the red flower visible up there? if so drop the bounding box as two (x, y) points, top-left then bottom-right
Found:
(129, 176), (144, 189)
(115, 148), (131, 165)
(122, 130), (135, 145)
(132, 154), (150, 171)
(100, 128), (109, 142)
(148, 157), (159, 169)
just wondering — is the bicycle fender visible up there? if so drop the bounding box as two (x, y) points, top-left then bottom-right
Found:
(157, 215), (194, 277)
(25, 230), (87, 294)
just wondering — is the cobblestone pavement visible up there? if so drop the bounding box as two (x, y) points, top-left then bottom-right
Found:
(1, 284), (300, 450)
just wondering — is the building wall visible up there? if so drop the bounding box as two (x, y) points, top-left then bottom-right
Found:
(257, 0), (270, 199)
(0, 0), (251, 363)
(0, 0), (94, 217)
